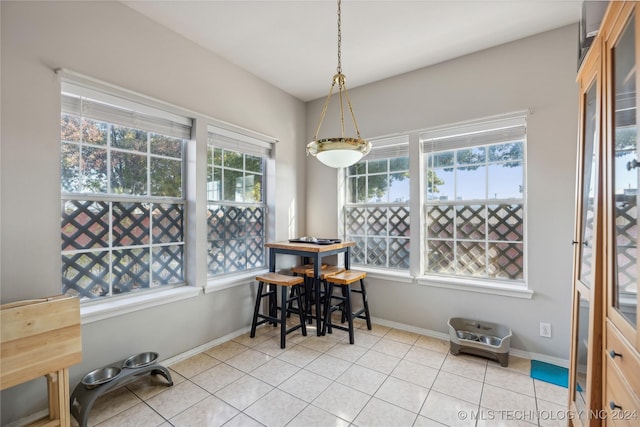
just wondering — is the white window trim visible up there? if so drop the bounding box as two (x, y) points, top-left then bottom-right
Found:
(204, 268), (268, 294)
(354, 265), (414, 283)
(417, 274), (533, 299)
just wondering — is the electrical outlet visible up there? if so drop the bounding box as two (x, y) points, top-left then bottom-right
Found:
(540, 322), (552, 338)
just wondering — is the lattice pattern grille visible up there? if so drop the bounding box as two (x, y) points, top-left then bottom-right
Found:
(113, 248), (149, 294)
(113, 202), (150, 246)
(62, 251), (110, 298)
(488, 242), (524, 280)
(345, 205), (410, 270)
(427, 205), (453, 239)
(488, 204), (523, 241)
(61, 200), (109, 250)
(425, 203), (523, 279)
(153, 245), (183, 285)
(207, 204), (265, 275)
(456, 205), (485, 240)
(61, 200), (184, 299)
(614, 195), (637, 294)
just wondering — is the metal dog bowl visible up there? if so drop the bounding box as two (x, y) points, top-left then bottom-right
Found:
(123, 351), (159, 369)
(456, 330), (479, 341)
(81, 366), (121, 389)
(479, 335), (502, 346)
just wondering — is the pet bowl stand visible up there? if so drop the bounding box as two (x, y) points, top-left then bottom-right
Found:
(448, 317), (512, 367)
(70, 358), (173, 427)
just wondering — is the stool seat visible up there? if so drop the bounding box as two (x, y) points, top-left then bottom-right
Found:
(304, 265), (345, 279)
(256, 272), (304, 286)
(326, 270), (366, 284)
(290, 264), (327, 275)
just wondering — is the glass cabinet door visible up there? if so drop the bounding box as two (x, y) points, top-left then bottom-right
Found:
(579, 80), (600, 289)
(609, 11), (640, 348)
(569, 36), (603, 427)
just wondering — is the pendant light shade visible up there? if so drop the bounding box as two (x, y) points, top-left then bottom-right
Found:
(306, 0), (371, 168)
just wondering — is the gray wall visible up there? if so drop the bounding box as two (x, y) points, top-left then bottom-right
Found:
(0, 1), (306, 424)
(1, 1), (579, 423)
(305, 25), (578, 360)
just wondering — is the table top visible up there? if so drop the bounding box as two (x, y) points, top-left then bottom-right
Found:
(265, 240), (355, 252)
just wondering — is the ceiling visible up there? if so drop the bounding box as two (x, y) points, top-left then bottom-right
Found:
(122, 0), (583, 102)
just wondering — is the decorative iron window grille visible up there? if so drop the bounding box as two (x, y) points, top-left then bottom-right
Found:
(422, 116), (526, 282)
(60, 80), (189, 300)
(344, 136), (410, 270)
(206, 132), (268, 276)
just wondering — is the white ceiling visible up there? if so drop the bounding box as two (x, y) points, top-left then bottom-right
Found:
(123, 0), (582, 102)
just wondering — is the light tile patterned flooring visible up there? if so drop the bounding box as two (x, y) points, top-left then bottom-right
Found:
(72, 319), (569, 427)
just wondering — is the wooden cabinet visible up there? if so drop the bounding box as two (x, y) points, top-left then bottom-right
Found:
(571, 2), (640, 426)
(602, 2), (640, 424)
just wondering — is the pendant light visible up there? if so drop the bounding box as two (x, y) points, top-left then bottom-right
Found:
(306, 0), (371, 168)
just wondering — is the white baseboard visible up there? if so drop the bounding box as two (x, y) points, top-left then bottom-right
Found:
(160, 326), (251, 367)
(370, 316), (570, 368)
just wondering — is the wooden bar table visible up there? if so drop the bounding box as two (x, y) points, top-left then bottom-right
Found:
(265, 240), (355, 336)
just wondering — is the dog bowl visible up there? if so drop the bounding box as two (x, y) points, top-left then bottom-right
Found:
(123, 351), (159, 369)
(82, 366), (121, 389)
(456, 330), (479, 341)
(479, 335), (502, 346)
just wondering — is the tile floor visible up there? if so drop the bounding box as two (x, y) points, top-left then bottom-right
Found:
(71, 319), (569, 427)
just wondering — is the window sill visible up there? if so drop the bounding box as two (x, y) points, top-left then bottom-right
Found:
(417, 275), (533, 299)
(353, 266), (414, 283)
(81, 286), (203, 324)
(204, 269), (268, 294)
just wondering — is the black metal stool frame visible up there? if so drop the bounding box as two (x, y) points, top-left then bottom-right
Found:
(250, 278), (307, 348)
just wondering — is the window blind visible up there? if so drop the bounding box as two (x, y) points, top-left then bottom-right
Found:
(61, 81), (193, 140)
(365, 134), (410, 160)
(208, 125), (273, 158)
(421, 115), (526, 153)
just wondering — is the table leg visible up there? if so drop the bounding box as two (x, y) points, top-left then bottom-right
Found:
(269, 249), (276, 272)
(313, 255), (322, 336)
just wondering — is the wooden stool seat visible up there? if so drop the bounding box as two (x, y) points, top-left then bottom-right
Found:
(256, 272), (304, 286)
(304, 265), (345, 279)
(325, 270), (366, 284)
(290, 264), (327, 275)
(322, 270), (372, 344)
(250, 273), (306, 348)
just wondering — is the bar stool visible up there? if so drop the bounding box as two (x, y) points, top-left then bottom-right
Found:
(286, 263), (327, 318)
(321, 270), (371, 344)
(250, 272), (307, 348)
(305, 265), (345, 332)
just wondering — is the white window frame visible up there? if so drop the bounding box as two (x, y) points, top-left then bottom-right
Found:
(419, 113), (531, 298)
(339, 113), (533, 298)
(342, 135), (411, 272)
(60, 74), (192, 306)
(204, 124), (274, 280)
(56, 70), (278, 322)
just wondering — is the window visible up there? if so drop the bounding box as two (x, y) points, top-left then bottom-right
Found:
(344, 136), (410, 270)
(206, 127), (271, 276)
(422, 116), (526, 282)
(60, 80), (191, 300)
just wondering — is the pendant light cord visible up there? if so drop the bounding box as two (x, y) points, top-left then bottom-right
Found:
(337, 0), (342, 74)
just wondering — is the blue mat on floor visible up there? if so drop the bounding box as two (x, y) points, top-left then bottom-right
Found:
(530, 360), (569, 388)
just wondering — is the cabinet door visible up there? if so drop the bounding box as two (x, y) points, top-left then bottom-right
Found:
(605, 2), (640, 351)
(570, 35), (604, 427)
